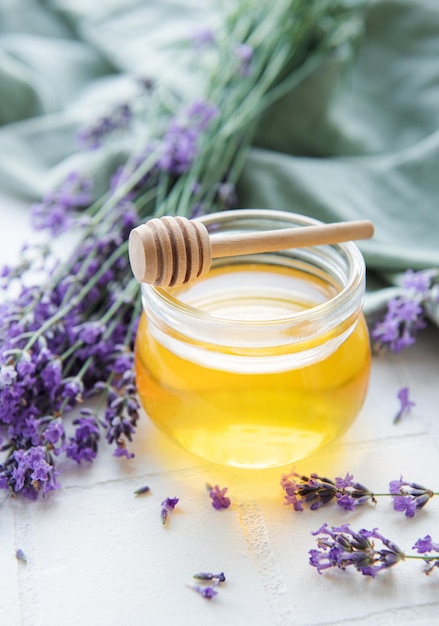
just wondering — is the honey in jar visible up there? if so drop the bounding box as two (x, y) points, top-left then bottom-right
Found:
(135, 210), (370, 468)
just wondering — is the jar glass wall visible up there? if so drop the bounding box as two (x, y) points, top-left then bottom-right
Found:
(135, 209), (371, 468)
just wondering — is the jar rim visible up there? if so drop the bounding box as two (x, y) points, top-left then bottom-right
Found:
(144, 209), (365, 328)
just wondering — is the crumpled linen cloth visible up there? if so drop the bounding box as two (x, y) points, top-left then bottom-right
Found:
(1, 0), (438, 318)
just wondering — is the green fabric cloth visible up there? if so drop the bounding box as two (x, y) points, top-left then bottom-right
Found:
(0, 0), (438, 317)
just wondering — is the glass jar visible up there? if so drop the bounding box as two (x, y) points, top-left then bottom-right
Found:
(135, 209), (370, 468)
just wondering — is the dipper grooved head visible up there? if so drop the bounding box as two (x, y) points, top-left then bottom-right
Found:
(128, 216), (212, 286)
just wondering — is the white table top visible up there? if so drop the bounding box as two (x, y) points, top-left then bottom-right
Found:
(1, 191), (439, 626)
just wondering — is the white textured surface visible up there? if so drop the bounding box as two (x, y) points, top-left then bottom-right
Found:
(1, 195), (439, 626)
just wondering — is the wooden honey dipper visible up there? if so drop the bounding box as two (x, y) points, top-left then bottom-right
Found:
(128, 215), (374, 287)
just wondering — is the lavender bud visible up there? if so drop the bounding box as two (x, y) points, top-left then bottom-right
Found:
(15, 549), (27, 564)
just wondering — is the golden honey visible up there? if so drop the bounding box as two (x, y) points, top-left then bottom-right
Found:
(135, 250), (370, 468)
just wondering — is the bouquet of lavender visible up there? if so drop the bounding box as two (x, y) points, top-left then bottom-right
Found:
(0, 0), (364, 499)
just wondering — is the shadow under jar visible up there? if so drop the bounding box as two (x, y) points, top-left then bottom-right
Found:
(135, 209), (371, 469)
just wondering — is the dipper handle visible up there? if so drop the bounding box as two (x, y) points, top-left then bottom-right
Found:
(128, 216), (374, 287)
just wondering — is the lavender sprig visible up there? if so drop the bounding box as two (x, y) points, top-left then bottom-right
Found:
(310, 524), (404, 577)
(281, 471), (375, 512)
(207, 483), (231, 510)
(193, 572), (226, 583)
(372, 269), (439, 353)
(161, 497), (179, 525)
(394, 387), (416, 423)
(77, 103), (132, 150)
(15, 548), (27, 564)
(187, 571), (226, 600)
(31, 172), (92, 236)
(281, 470), (437, 516)
(310, 524), (439, 577)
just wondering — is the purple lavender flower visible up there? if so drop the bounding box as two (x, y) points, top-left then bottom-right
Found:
(0, 200), (143, 492)
(62, 379), (84, 404)
(413, 535), (439, 554)
(158, 101), (218, 175)
(310, 523), (405, 577)
(0, 266), (12, 290)
(77, 323), (103, 345)
(31, 204), (69, 236)
(189, 584), (218, 599)
(77, 103), (132, 150)
(281, 475), (303, 511)
(9, 446), (59, 499)
(43, 419), (65, 448)
(334, 473), (376, 510)
(185, 100), (218, 131)
(190, 26), (216, 49)
(280, 470), (374, 512)
(188, 570), (225, 599)
(0, 365), (17, 386)
(41, 359), (62, 395)
(0, 265), (10, 278)
(31, 172), (92, 236)
(310, 528), (439, 578)
(394, 387), (416, 423)
(22, 415), (42, 446)
(412, 535), (439, 574)
(372, 297), (426, 352)
(113, 441), (135, 460)
(208, 484), (231, 510)
(161, 497), (179, 525)
(402, 269), (436, 295)
(16, 356), (36, 380)
(65, 416), (100, 464)
(235, 43), (254, 76)
(193, 572), (226, 583)
(15, 549), (27, 564)
(103, 354), (139, 459)
(372, 269), (438, 353)
(158, 122), (198, 175)
(389, 476), (434, 517)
